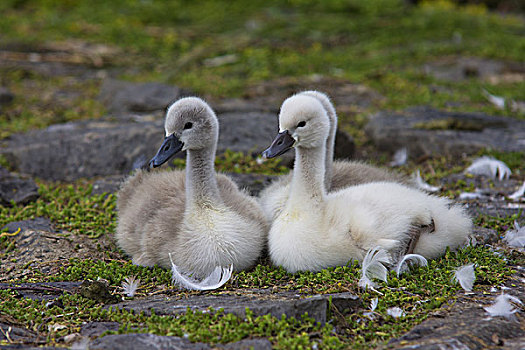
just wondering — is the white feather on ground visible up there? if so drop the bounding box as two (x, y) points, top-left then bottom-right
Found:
(484, 294), (522, 319)
(395, 254), (428, 277)
(387, 307), (405, 318)
(482, 89), (506, 109)
(121, 276), (141, 297)
(452, 264), (476, 292)
(503, 221), (525, 248)
(363, 298), (379, 318)
(465, 157), (511, 180)
(459, 191), (487, 200)
(413, 170), (440, 193)
(508, 181), (525, 201)
(389, 148), (407, 167)
(169, 253), (233, 291)
(359, 247), (392, 290)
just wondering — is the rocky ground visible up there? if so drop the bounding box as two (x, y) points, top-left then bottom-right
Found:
(1, 1), (525, 348)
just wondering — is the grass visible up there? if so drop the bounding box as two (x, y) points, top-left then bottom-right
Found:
(0, 0), (524, 138)
(0, 245), (518, 348)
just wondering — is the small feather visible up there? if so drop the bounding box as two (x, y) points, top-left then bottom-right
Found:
(508, 181), (525, 201)
(169, 253), (233, 291)
(452, 264), (476, 292)
(389, 148), (407, 167)
(484, 294), (522, 319)
(370, 298), (378, 311)
(482, 89), (505, 109)
(359, 247), (392, 289)
(413, 170), (440, 193)
(503, 221), (525, 248)
(465, 157), (511, 180)
(121, 276), (141, 297)
(459, 191), (486, 200)
(395, 254), (428, 276)
(387, 307), (405, 318)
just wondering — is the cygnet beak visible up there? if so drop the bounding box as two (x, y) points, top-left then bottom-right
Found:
(148, 133), (184, 168)
(262, 130), (295, 159)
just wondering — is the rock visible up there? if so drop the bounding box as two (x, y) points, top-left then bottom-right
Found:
(2, 217), (54, 234)
(89, 334), (272, 350)
(109, 292), (360, 325)
(99, 79), (183, 115)
(80, 322), (120, 337)
(0, 321), (39, 345)
(0, 86), (14, 105)
(365, 107), (525, 158)
(219, 338), (272, 350)
(389, 297), (524, 349)
(422, 56), (525, 83)
(92, 176), (125, 196)
(0, 282), (81, 302)
(79, 280), (119, 304)
(0, 167), (39, 206)
(0, 120), (164, 181)
(89, 334), (211, 350)
(217, 111), (278, 155)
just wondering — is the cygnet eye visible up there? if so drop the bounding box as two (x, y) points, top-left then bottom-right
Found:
(297, 121), (306, 128)
(183, 122), (193, 130)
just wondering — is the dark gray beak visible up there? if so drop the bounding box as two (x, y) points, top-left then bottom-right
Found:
(148, 134), (184, 168)
(262, 130), (295, 159)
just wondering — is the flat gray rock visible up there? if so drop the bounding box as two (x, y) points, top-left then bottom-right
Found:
(89, 334), (211, 350)
(365, 107), (525, 157)
(2, 217), (54, 234)
(99, 79), (183, 115)
(422, 56), (525, 82)
(1, 120), (163, 181)
(109, 292), (360, 325)
(89, 335), (273, 350)
(0, 167), (39, 206)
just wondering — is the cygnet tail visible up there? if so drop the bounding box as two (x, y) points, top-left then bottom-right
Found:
(413, 202), (472, 259)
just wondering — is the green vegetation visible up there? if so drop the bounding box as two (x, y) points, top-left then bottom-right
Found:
(1, 0), (524, 138)
(171, 149), (289, 175)
(0, 182), (116, 239)
(0, 245), (516, 348)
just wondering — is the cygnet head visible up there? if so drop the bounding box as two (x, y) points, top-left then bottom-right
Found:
(263, 94), (330, 158)
(149, 97), (219, 168)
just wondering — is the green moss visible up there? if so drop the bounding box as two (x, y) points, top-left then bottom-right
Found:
(0, 245), (515, 348)
(172, 149), (289, 175)
(0, 181), (116, 238)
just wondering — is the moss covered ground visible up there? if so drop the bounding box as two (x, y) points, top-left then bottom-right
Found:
(0, 0), (524, 348)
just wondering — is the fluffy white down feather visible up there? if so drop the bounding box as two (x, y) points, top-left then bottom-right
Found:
(504, 221), (525, 248)
(465, 157), (511, 180)
(484, 294), (522, 319)
(452, 264), (476, 292)
(508, 181), (525, 201)
(359, 247), (392, 289)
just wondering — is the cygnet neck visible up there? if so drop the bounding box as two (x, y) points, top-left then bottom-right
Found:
(185, 145), (222, 207)
(289, 144), (327, 203)
(324, 109), (336, 190)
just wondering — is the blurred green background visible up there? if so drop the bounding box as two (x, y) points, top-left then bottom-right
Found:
(0, 0), (524, 140)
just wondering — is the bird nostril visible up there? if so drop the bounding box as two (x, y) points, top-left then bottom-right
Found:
(277, 140), (282, 145)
